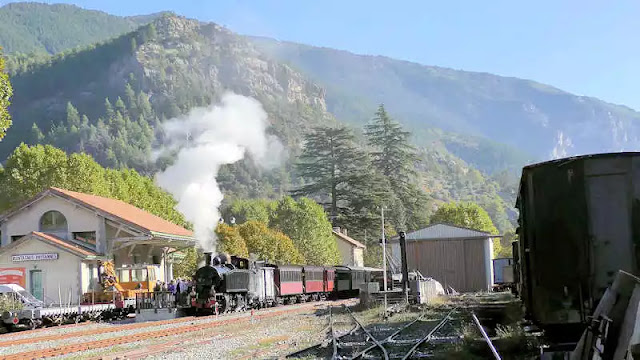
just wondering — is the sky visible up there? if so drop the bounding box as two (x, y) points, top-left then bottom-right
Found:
(4, 0), (639, 109)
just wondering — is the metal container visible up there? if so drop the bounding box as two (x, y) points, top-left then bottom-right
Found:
(515, 152), (640, 330)
(492, 258), (514, 284)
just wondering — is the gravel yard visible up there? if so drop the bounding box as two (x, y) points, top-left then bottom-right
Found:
(0, 301), (345, 360)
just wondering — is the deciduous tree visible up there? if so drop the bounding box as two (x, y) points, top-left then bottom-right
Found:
(430, 201), (502, 257)
(215, 223), (248, 257)
(271, 197), (340, 265)
(0, 47), (13, 141)
(0, 144), (188, 228)
(238, 220), (304, 264)
(172, 247), (203, 279)
(224, 198), (276, 225)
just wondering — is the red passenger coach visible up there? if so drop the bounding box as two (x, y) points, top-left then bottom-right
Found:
(303, 266), (324, 294)
(324, 267), (335, 292)
(275, 265), (303, 301)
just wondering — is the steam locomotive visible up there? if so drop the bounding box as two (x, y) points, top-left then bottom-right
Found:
(190, 252), (384, 313)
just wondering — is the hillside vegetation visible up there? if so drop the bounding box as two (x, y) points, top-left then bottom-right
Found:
(0, 10), (518, 238)
(0, 2), (162, 54)
(250, 37), (640, 163)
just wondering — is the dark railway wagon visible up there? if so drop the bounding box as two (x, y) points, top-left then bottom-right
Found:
(514, 152), (640, 339)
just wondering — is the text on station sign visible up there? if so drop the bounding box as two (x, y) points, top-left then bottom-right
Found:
(11, 253), (59, 262)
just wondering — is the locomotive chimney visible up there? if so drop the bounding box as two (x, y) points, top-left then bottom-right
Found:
(204, 252), (213, 267)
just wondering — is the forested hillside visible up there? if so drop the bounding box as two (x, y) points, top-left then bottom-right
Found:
(250, 37), (640, 164)
(0, 11), (516, 240)
(0, 2), (162, 55)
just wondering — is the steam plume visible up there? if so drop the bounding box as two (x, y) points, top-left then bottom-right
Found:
(154, 92), (280, 251)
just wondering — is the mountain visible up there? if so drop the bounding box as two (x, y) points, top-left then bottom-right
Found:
(250, 37), (640, 162)
(4, 14), (329, 147)
(0, 12), (516, 232)
(0, 2), (164, 54)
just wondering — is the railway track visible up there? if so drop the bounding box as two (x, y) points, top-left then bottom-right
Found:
(0, 316), (196, 347)
(1, 300), (343, 360)
(290, 305), (461, 360)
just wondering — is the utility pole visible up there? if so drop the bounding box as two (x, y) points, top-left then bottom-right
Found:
(381, 207), (388, 318)
(399, 231), (409, 304)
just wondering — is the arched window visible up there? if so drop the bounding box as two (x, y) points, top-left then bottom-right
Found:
(39, 211), (68, 237)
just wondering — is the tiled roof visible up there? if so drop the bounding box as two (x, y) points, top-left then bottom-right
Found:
(26, 232), (100, 257)
(332, 230), (366, 249)
(50, 187), (193, 238)
(390, 223), (498, 242)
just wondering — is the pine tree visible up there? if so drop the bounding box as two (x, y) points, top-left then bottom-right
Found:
(130, 38), (138, 53)
(104, 98), (114, 120)
(124, 83), (138, 118)
(66, 102), (81, 128)
(364, 104), (417, 190)
(114, 96), (126, 116)
(294, 125), (370, 224)
(30, 123), (45, 144)
(137, 91), (153, 119)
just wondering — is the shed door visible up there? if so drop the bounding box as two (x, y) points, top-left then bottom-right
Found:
(30, 270), (43, 301)
(587, 174), (634, 297)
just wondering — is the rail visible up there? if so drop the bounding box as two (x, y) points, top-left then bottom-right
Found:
(343, 305), (389, 360)
(401, 307), (457, 360)
(331, 307), (338, 360)
(351, 312), (424, 359)
(471, 311), (501, 360)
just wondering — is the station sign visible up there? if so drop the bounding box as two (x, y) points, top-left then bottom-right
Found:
(11, 253), (59, 262)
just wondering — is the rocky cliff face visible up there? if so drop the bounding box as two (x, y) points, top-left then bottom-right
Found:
(2, 14), (331, 158)
(251, 37), (640, 162)
(133, 15), (327, 116)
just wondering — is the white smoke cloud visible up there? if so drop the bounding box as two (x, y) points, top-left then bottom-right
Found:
(154, 92), (283, 251)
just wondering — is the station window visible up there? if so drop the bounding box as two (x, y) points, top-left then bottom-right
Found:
(39, 211), (68, 237)
(73, 231), (96, 246)
(11, 235), (25, 243)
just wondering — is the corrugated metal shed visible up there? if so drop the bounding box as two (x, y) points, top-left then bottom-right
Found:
(390, 223), (497, 293)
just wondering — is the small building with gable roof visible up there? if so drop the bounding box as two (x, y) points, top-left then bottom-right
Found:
(332, 227), (365, 267)
(0, 187), (195, 304)
(389, 223), (500, 293)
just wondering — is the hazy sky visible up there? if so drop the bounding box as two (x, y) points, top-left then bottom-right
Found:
(6, 0), (638, 110)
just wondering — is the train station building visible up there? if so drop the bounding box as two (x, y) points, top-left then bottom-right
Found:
(0, 187), (195, 305)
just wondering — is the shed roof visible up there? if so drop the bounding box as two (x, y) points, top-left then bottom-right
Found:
(0, 187), (193, 239)
(332, 230), (366, 249)
(4, 231), (101, 258)
(390, 223), (499, 242)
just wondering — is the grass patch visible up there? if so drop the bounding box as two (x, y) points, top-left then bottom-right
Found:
(258, 335), (289, 345)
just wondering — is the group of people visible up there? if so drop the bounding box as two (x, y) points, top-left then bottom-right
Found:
(152, 278), (193, 307)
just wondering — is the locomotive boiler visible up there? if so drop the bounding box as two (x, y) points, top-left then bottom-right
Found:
(191, 252), (251, 313)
